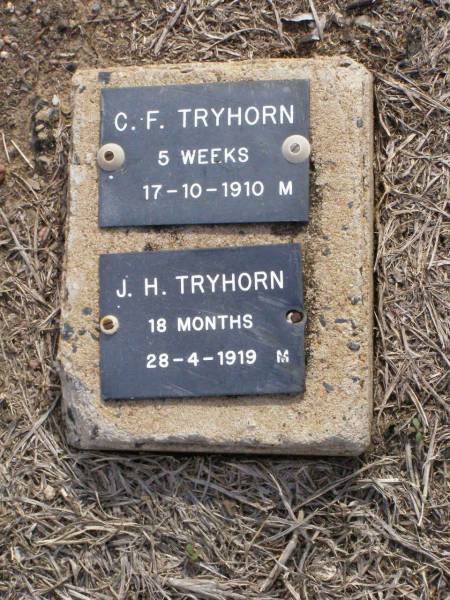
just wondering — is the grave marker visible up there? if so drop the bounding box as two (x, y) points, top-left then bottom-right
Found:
(59, 58), (374, 455)
(98, 80), (309, 226)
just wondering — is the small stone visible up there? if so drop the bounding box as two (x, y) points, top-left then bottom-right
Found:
(60, 103), (71, 116)
(43, 485), (56, 501)
(91, 2), (101, 13)
(347, 341), (360, 352)
(35, 108), (51, 123)
(36, 155), (50, 170)
(37, 130), (50, 142)
(52, 94), (60, 106)
(0, 164), (6, 185)
(29, 359), (40, 370)
(48, 107), (60, 123)
(323, 383), (334, 393)
(0, 51), (9, 60)
(354, 15), (380, 32)
(29, 177), (41, 191)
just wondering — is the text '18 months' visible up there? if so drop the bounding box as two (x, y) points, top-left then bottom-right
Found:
(99, 245), (306, 401)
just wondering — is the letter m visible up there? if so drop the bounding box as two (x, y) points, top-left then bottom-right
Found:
(279, 181), (293, 196)
(276, 350), (290, 364)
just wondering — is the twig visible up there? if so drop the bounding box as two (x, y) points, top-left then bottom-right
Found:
(346, 0), (377, 10)
(267, 0), (284, 40)
(1, 130), (10, 163)
(206, 27), (278, 50)
(370, 512), (450, 576)
(152, 2), (187, 56)
(0, 207), (41, 289)
(259, 511), (302, 592)
(11, 172), (40, 202)
(10, 139), (34, 169)
(165, 578), (245, 599)
(308, 0), (323, 40)
(419, 418), (438, 526)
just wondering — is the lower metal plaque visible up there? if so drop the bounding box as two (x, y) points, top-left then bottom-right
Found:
(99, 244), (305, 400)
(98, 79), (309, 227)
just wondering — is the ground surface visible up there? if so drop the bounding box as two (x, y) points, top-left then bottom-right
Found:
(0, 1), (448, 599)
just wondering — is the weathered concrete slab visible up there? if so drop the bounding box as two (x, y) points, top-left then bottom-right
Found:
(58, 58), (374, 455)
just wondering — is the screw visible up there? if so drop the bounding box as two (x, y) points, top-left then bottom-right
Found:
(286, 310), (305, 324)
(100, 315), (119, 335)
(97, 143), (125, 171)
(282, 135), (310, 163)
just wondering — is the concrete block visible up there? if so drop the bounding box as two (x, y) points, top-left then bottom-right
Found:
(58, 58), (374, 455)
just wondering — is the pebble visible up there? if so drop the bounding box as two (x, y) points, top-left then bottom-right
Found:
(35, 108), (51, 123)
(37, 130), (50, 142)
(36, 155), (50, 170)
(0, 164), (6, 185)
(0, 51), (9, 60)
(43, 484), (56, 501)
(48, 107), (60, 123)
(60, 103), (71, 116)
(52, 94), (60, 106)
(91, 2), (101, 13)
(347, 341), (361, 352)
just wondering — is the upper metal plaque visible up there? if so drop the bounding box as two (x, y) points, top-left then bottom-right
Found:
(98, 80), (309, 227)
(99, 244), (305, 401)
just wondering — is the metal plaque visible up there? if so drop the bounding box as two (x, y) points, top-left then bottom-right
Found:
(99, 80), (309, 227)
(99, 244), (305, 400)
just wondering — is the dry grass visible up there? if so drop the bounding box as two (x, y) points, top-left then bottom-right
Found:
(0, 0), (449, 598)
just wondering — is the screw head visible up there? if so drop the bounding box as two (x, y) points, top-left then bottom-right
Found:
(286, 310), (306, 324)
(99, 315), (119, 335)
(97, 143), (125, 171)
(282, 135), (310, 163)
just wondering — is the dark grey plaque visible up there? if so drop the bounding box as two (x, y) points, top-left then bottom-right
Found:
(99, 244), (305, 400)
(99, 80), (309, 227)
